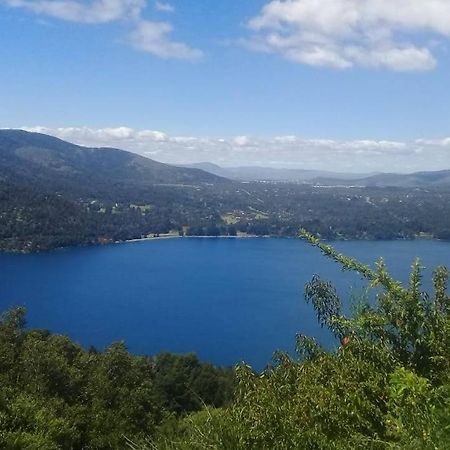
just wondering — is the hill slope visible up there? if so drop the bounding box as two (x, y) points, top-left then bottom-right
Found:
(0, 130), (225, 199)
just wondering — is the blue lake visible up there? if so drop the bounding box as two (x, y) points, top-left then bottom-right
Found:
(1, 238), (450, 370)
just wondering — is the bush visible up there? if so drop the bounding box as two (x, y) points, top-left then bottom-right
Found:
(148, 230), (450, 449)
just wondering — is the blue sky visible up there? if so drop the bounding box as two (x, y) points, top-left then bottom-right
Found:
(1, 0), (450, 171)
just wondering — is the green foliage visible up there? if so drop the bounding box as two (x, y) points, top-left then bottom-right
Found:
(147, 231), (450, 449)
(300, 229), (450, 382)
(152, 353), (234, 413)
(0, 309), (234, 449)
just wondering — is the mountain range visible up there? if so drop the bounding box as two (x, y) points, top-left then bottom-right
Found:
(313, 170), (450, 188)
(2, 129), (450, 252)
(182, 162), (450, 188)
(180, 162), (378, 183)
(2, 130), (450, 190)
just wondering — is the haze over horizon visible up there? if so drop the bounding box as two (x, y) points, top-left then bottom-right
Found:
(2, 0), (450, 172)
(6, 126), (448, 174)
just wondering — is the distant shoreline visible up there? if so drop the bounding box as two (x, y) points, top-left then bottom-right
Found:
(3, 233), (444, 255)
(122, 234), (181, 244)
(115, 233), (445, 248)
(121, 234), (264, 245)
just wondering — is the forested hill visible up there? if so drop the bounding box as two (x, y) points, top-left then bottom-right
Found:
(0, 129), (225, 200)
(3, 130), (450, 252)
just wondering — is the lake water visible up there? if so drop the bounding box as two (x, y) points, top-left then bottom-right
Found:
(1, 238), (450, 369)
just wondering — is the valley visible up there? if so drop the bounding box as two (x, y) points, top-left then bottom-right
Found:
(2, 130), (450, 252)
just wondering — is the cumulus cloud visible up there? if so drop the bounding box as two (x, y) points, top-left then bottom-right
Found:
(244, 0), (450, 71)
(233, 136), (252, 147)
(416, 137), (450, 147)
(3, 0), (145, 23)
(129, 20), (203, 60)
(23, 126), (169, 145)
(155, 1), (174, 13)
(3, 0), (201, 60)
(19, 126), (450, 173)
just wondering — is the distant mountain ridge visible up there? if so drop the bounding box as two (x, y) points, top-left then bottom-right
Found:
(180, 163), (379, 183)
(182, 162), (450, 188)
(0, 130), (225, 199)
(313, 170), (450, 188)
(5, 130), (449, 190)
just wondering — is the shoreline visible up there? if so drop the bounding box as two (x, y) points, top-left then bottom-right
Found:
(122, 234), (181, 244)
(2, 234), (447, 255)
(121, 234), (264, 244)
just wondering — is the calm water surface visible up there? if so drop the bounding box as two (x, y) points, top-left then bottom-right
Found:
(1, 238), (449, 369)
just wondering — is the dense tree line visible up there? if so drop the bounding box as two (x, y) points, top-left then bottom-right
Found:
(3, 179), (450, 252)
(0, 309), (234, 449)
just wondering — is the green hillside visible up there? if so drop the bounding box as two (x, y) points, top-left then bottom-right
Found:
(0, 130), (224, 200)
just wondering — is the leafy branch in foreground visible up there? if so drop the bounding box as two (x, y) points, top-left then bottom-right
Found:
(147, 231), (450, 449)
(300, 228), (450, 381)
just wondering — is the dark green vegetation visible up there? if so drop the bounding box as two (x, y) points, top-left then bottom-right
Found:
(2, 233), (450, 449)
(0, 309), (234, 449)
(2, 129), (450, 252)
(138, 231), (450, 449)
(0, 130), (221, 194)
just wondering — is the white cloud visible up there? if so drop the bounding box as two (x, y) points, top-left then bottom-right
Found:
(3, 0), (201, 60)
(416, 137), (450, 147)
(3, 0), (145, 23)
(18, 126), (450, 173)
(155, 1), (174, 13)
(128, 20), (203, 60)
(233, 136), (251, 147)
(23, 126), (169, 145)
(137, 129), (168, 141)
(274, 135), (297, 143)
(244, 0), (450, 71)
